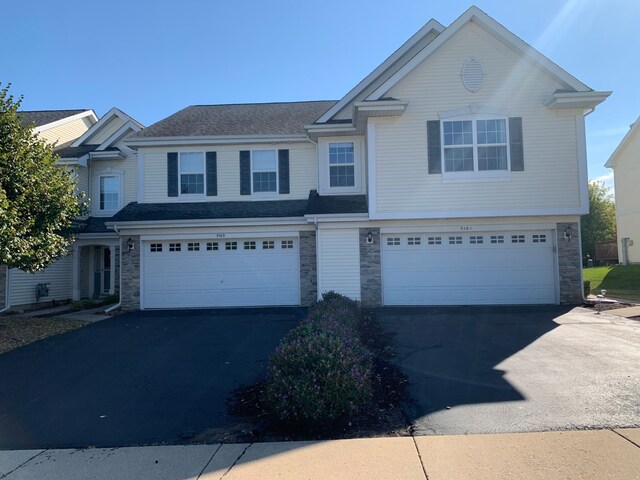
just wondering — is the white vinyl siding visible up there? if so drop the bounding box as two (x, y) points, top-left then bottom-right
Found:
(9, 256), (73, 306)
(142, 142), (317, 202)
(373, 21), (580, 215)
(318, 229), (361, 300)
(612, 129), (640, 263)
(38, 116), (94, 147)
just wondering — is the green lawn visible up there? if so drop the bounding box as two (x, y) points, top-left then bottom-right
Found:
(583, 265), (640, 302)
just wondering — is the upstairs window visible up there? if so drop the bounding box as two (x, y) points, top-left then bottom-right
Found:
(99, 175), (120, 211)
(329, 142), (355, 187)
(180, 152), (205, 194)
(252, 150), (277, 193)
(442, 117), (509, 173)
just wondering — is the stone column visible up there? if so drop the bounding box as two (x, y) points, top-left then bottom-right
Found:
(359, 227), (382, 306)
(557, 222), (582, 304)
(72, 245), (81, 301)
(120, 236), (141, 310)
(299, 231), (317, 306)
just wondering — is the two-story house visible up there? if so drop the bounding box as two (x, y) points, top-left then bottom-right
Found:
(1, 108), (143, 310)
(105, 6), (609, 311)
(605, 116), (640, 265)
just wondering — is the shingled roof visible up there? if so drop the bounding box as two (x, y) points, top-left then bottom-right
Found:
(108, 192), (368, 224)
(19, 109), (89, 127)
(131, 101), (337, 138)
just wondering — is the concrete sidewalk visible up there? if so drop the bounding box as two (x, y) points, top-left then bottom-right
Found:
(1, 429), (639, 479)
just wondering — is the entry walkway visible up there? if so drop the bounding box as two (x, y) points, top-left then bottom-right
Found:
(1, 429), (639, 479)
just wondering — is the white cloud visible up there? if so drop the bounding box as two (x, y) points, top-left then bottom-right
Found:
(589, 172), (615, 192)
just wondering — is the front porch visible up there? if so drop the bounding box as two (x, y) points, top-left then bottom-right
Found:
(72, 238), (119, 301)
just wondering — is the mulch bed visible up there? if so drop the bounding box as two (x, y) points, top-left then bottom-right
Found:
(582, 301), (637, 312)
(194, 310), (412, 444)
(0, 316), (89, 354)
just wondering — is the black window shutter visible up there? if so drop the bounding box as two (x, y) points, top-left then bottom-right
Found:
(278, 149), (290, 194)
(240, 151), (251, 195)
(509, 117), (524, 171)
(206, 152), (217, 196)
(167, 152), (178, 197)
(427, 121), (442, 174)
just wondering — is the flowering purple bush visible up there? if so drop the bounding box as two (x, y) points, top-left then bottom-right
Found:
(265, 293), (373, 427)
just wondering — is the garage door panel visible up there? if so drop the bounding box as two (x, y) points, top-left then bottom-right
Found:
(382, 231), (556, 305)
(143, 237), (299, 309)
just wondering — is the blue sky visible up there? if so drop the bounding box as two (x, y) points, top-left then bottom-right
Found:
(2, 0), (638, 188)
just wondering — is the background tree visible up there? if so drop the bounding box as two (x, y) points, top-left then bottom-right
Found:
(0, 83), (85, 272)
(581, 181), (617, 262)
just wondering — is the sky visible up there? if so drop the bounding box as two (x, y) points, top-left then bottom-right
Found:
(2, 0), (638, 189)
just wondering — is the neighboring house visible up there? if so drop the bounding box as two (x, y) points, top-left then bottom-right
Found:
(102, 5), (609, 311)
(605, 116), (640, 264)
(0, 108), (143, 310)
(20, 109), (98, 148)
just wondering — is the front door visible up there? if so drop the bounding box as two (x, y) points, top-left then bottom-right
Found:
(92, 246), (111, 299)
(103, 247), (111, 293)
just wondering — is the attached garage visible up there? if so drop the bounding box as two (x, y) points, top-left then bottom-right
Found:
(142, 236), (299, 309)
(382, 230), (557, 305)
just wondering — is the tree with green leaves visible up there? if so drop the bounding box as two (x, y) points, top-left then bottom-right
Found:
(0, 83), (85, 272)
(581, 181), (617, 263)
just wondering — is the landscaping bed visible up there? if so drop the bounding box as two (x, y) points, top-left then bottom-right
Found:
(0, 316), (89, 354)
(196, 294), (411, 443)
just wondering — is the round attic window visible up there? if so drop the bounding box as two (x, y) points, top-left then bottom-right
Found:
(461, 58), (485, 93)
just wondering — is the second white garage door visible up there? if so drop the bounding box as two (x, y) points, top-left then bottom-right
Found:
(382, 231), (557, 305)
(143, 237), (299, 309)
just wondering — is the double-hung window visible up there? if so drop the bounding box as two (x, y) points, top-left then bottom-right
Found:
(442, 117), (509, 174)
(180, 152), (205, 195)
(329, 142), (355, 187)
(99, 175), (120, 211)
(252, 150), (277, 193)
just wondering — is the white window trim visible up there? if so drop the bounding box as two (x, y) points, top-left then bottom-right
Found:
(250, 149), (279, 196)
(178, 151), (206, 198)
(440, 113), (511, 182)
(318, 137), (364, 194)
(93, 168), (124, 216)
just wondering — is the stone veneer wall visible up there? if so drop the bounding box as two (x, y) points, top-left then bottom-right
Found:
(299, 231), (317, 306)
(359, 227), (382, 306)
(557, 222), (583, 304)
(0, 265), (6, 308)
(120, 236), (140, 310)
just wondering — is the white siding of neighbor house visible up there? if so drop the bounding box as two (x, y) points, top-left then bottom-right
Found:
(141, 142), (317, 203)
(9, 255), (73, 306)
(39, 117), (94, 147)
(317, 228), (361, 300)
(612, 128), (640, 263)
(89, 154), (138, 216)
(372, 21), (582, 216)
(67, 166), (90, 198)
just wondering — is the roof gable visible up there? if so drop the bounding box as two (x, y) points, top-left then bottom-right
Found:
(19, 109), (97, 131)
(71, 107), (144, 147)
(606, 116), (640, 168)
(366, 6), (592, 102)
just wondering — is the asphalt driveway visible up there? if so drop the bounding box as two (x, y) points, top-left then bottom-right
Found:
(378, 306), (640, 435)
(0, 308), (303, 450)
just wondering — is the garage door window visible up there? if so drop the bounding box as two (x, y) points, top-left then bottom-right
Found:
(187, 242), (200, 251)
(511, 235), (525, 244)
(225, 241), (238, 250)
(206, 242), (219, 251)
(532, 234), (547, 243)
(169, 243), (181, 252)
(150, 243), (162, 252)
(470, 235), (484, 244)
(408, 237), (421, 246)
(281, 240), (294, 249)
(244, 241), (256, 250)
(387, 237), (400, 246)
(427, 236), (442, 245)
(491, 235), (504, 244)
(263, 241), (275, 249)
(449, 236), (462, 245)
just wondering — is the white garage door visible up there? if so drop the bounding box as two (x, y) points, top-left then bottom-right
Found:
(382, 231), (556, 305)
(143, 237), (299, 309)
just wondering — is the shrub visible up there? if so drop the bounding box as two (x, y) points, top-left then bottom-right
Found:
(265, 292), (373, 428)
(583, 280), (591, 297)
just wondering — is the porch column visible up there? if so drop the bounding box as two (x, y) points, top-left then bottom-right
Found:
(72, 245), (80, 301)
(109, 245), (116, 295)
